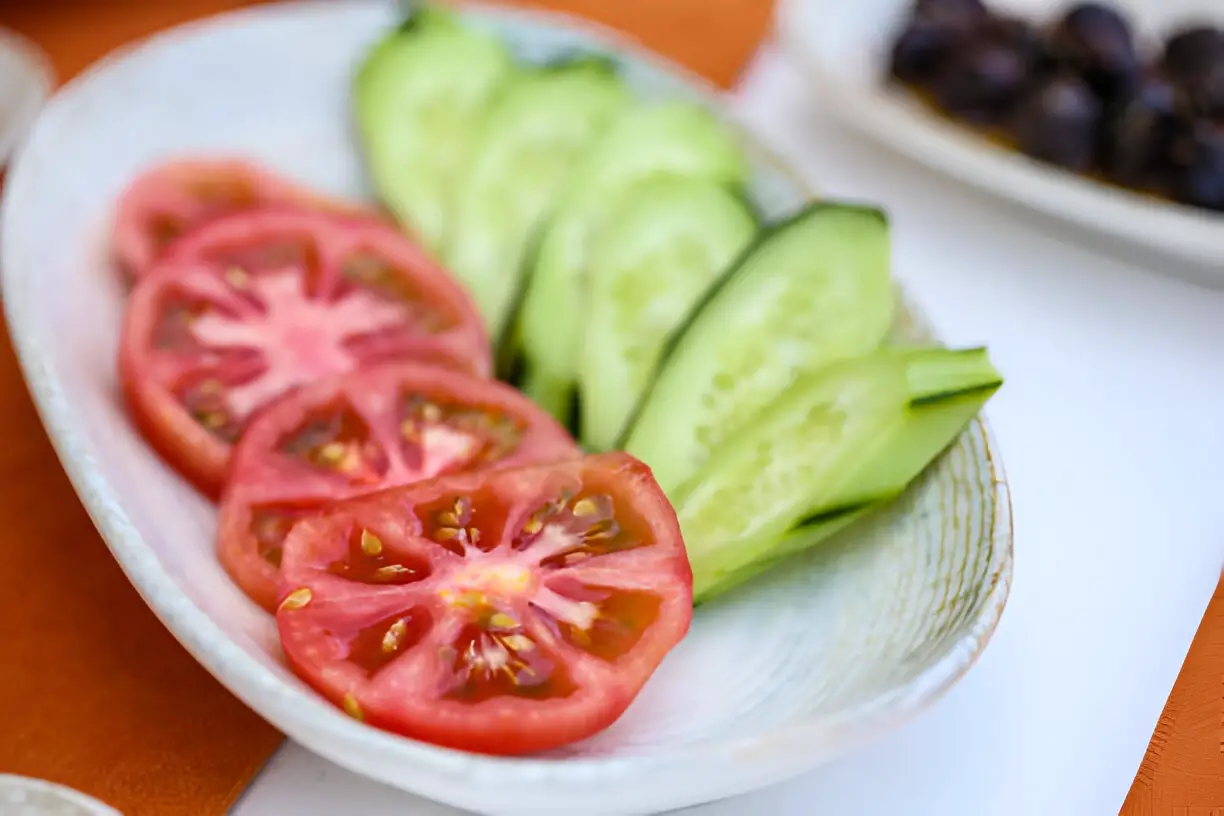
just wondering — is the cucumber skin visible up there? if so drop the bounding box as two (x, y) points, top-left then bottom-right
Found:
(353, 11), (513, 253)
(617, 201), (888, 449)
(578, 176), (760, 451)
(686, 357), (1002, 604)
(442, 63), (631, 340)
(515, 102), (752, 424)
(620, 202), (895, 494)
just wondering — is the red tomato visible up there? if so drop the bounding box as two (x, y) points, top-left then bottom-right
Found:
(276, 452), (693, 756)
(120, 210), (491, 497)
(112, 158), (374, 278)
(218, 361), (581, 611)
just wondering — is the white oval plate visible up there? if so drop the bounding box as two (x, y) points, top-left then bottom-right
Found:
(0, 28), (53, 170)
(0, 2), (1012, 814)
(776, 0), (1224, 272)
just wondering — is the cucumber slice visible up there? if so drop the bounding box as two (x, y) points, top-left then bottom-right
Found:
(353, 9), (513, 253)
(679, 347), (1003, 603)
(622, 202), (896, 493)
(443, 59), (631, 340)
(578, 176), (758, 451)
(516, 101), (750, 423)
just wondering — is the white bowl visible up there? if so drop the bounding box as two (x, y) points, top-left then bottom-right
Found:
(0, 2), (1013, 814)
(776, 0), (1224, 272)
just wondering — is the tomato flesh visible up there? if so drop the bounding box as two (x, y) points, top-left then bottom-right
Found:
(121, 210), (491, 496)
(218, 362), (579, 610)
(276, 453), (693, 756)
(112, 158), (373, 278)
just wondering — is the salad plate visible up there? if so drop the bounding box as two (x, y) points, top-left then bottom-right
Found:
(775, 0), (1224, 273)
(0, 2), (1012, 814)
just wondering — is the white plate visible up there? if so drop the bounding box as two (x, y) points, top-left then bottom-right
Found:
(775, 0), (1224, 272)
(0, 3), (1012, 814)
(0, 28), (52, 170)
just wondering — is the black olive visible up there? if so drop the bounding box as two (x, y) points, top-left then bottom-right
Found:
(1169, 121), (1224, 211)
(987, 15), (1061, 78)
(1163, 26), (1224, 78)
(1161, 26), (1224, 118)
(1011, 73), (1103, 170)
(1050, 3), (1141, 102)
(1101, 73), (1185, 189)
(930, 36), (1032, 124)
(890, 16), (965, 85)
(914, 0), (989, 27)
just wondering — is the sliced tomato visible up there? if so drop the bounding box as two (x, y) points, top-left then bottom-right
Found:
(120, 210), (491, 497)
(112, 158), (375, 278)
(218, 361), (581, 611)
(276, 453), (692, 755)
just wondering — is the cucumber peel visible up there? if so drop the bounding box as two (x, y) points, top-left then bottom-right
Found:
(679, 346), (1003, 604)
(443, 60), (631, 340)
(516, 101), (750, 423)
(622, 202), (897, 494)
(353, 6), (513, 253)
(578, 176), (758, 450)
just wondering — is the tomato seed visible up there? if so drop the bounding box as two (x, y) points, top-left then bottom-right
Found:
(279, 587), (312, 611)
(342, 693), (363, 721)
(359, 530), (383, 557)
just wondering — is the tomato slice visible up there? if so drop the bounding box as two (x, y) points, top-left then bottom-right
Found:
(276, 453), (692, 755)
(120, 210), (491, 497)
(112, 158), (372, 278)
(218, 361), (581, 611)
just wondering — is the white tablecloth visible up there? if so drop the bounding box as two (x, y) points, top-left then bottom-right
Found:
(235, 46), (1224, 816)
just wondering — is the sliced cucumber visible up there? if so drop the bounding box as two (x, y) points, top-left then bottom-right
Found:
(443, 58), (631, 340)
(622, 202), (896, 493)
(578, 176), (758, 451)
(516, 101), (750, 423)
(353, 9), (513, 253)
(680, 346), (1003, 603)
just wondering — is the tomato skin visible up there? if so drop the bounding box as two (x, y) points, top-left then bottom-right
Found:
(112, 158), (376, 279)
(120, 210), (492, 497)
(276, 453), (693, 756)
(218, 361), (581, 611)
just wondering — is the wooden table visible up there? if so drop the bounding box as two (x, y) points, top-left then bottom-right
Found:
(4, 1), (1220, 813)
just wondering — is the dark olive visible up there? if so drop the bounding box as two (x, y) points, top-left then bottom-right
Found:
(1050, 3), (1141, 102)
(1101, 74), (1185, 189)
(1161, 26), (1224, 117)
(930, 37), (1031, 124)
(890, 16), (965, 85)
(1011, 73), (1103, 170)
(1162, 26), (1224, 79)
(1169, 122), (1224, 211)
(986, 16), (1061, 77)
(914, 0), (989, 27)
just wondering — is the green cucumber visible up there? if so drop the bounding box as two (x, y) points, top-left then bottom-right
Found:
(680, 346), (1003, 603)
(578, 176), (758, 451)
(622, 202), (896, 493)
(443, 58), (631, 340)
(353, 9), (513, 253)
(516, 101), (750, 423)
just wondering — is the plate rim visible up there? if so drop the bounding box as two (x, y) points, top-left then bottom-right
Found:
(773, 0), (1224, 269)
(0, 0), (1013, 791)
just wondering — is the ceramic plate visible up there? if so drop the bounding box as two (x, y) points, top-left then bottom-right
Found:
(0, 28), (53, 170)
(775, 0), (1224, 272)
(0, 2), (1012, 814)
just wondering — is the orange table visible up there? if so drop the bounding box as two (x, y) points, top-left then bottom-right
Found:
(2, 1), (1216, 814)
